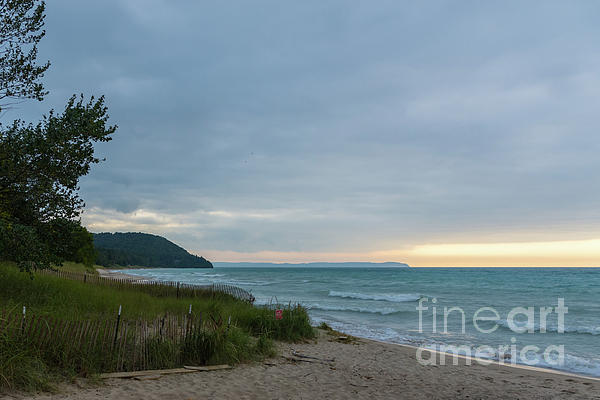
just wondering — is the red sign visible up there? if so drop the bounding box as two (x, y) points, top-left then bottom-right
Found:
(275, 309), (283, 320)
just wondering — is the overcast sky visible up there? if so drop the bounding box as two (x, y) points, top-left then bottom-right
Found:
(8, 1), (600, 266)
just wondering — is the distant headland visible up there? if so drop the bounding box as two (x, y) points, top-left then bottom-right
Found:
(214, 262), (410, 268)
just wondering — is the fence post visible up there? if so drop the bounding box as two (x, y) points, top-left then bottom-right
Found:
(113, 305), (122, 348)
(21, 306), (26, 335)
(83, 272), (87, 283)
(176, 282), (180, 299)
(186, 304), (193, 337)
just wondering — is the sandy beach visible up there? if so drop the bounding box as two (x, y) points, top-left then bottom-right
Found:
(8, 330), (596, 400)
(96, 269), (146, 281)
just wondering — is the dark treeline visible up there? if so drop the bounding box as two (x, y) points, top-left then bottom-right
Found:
(94, 232), (213, 268)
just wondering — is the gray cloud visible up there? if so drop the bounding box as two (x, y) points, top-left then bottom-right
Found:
(7, 0), (600, 257)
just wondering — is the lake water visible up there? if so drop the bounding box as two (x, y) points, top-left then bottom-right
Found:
(121, 264), (600, 377)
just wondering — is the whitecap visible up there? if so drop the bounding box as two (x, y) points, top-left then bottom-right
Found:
(328, 290), (422, 303)
(307, 303), (402, 315)
(495, 319), (600, 335)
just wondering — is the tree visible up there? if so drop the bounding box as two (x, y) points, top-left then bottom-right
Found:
(0, 96), (116, 270)
(1, 95), (116, 223)
(0, 0), (50, 113)
(0, 1), (116, 271)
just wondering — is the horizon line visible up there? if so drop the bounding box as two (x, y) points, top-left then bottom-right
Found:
(212, 261), (600, 268)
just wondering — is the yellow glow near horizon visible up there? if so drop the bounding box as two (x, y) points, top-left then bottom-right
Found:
(410, 238), (600, 258)
(196, 237), (600, 267)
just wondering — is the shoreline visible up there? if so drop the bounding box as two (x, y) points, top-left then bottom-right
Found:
(96, 268), (152, 282)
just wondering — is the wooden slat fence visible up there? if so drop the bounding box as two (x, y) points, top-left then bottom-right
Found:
(37, 269), (255, 304)
(0, 309), (227, 373)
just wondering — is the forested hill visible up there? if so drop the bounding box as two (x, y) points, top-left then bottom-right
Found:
(93, 232), (213, 268)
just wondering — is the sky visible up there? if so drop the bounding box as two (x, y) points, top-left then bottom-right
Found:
(6, 1), (600, 267)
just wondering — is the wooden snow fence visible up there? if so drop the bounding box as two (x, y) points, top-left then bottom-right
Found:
(0, 309), (230, 373)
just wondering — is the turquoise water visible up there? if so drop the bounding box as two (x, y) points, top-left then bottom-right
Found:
(121, 264), (600, 377)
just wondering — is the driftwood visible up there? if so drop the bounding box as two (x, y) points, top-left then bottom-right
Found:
(100, 364), (232, 379)
(284, 356), (319, 364)
(292, 350), (335, 362)
(184, 365), (233, 371)
(284, 355), (335, 365)
(133, 375), (162, 381)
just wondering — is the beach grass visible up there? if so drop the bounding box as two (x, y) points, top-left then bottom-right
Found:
(56, 262), (99, 275)
(0, 261), (313, 392)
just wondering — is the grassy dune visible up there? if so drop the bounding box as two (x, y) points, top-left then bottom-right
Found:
(0, 262), (314, 392)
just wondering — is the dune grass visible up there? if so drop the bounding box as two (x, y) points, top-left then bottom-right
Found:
(55, 261), (99, 275)
(0, 262), (314, 392)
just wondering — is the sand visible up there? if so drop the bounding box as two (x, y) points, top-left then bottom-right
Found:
(96, 269), (145, 281)
(7, 330), (598, 400)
